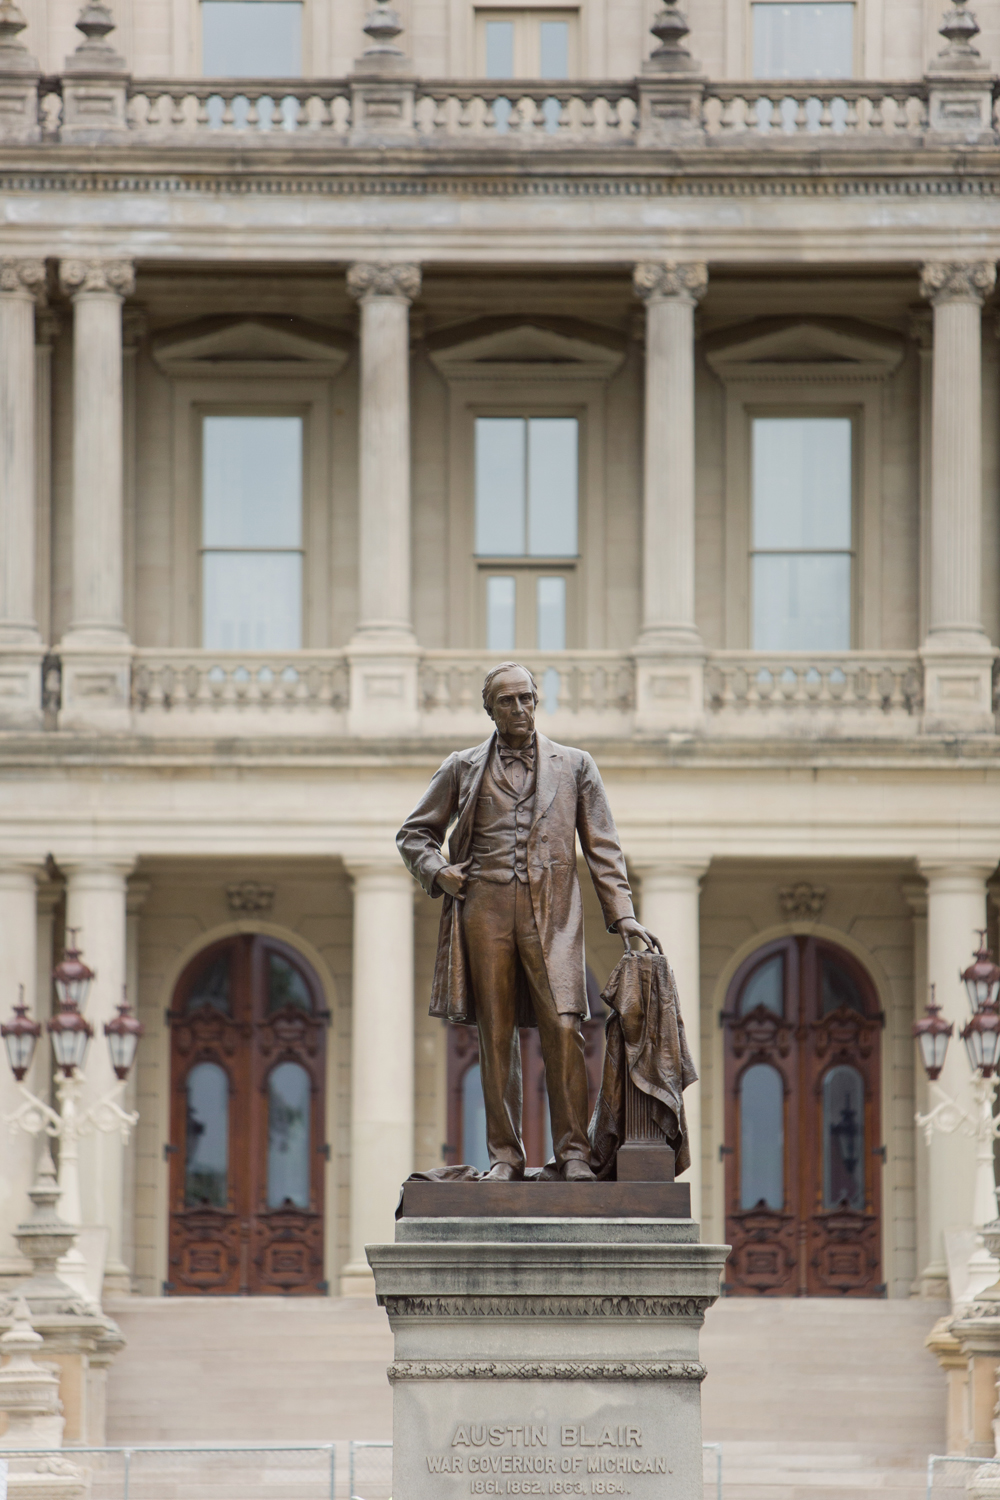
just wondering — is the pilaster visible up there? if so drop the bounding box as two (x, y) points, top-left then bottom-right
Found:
(632, 261), (708, 734)
(919, 261), (998, 734)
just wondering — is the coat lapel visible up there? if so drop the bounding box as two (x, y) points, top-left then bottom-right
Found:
(532, 732), (563, 826)
(448, 734), (494, 860)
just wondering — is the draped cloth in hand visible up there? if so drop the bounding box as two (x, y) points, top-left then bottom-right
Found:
(589, 951), (698, 1179)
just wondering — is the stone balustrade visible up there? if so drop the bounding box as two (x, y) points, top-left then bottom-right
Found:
(12, 73), (991, 148)
(102, 646), (939, 739)
(704, 651), (925, 736)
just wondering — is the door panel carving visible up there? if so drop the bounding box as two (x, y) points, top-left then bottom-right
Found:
(167, 935), (329, 1295)
(722, 936), (883, 1297)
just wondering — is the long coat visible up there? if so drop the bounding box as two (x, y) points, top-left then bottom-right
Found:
(397, 731), (635, 1026)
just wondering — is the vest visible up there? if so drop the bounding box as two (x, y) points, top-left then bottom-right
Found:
(468, 753), (536, 884)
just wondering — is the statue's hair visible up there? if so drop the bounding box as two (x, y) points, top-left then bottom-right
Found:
(482, 662), (539, 717)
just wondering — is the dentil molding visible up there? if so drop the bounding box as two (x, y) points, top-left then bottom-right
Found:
(387, 1359), (707, 1381)
(381, 1295), (714, 1318)
(346, 261), (421, 302)
(920, 260), (997, 305)
(58, 257), (135, 298)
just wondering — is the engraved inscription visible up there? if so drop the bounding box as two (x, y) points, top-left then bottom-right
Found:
(419, 1421), (673, 1493)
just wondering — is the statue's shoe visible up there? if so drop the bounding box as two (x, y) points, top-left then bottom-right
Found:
(562, 1160), (597, 1183)
(483, 1163), (524, 1182)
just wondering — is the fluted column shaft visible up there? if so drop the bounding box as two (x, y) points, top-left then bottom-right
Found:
(59, 259), (135, 644)
(635, 861), (707, 1222)
(342, 860), (414, 1293)
(918, 863), (993, 1290)
(347, 263), (420, 641)
(633, 261), (707, 646)
(920, 261), (995, 646)
(0, 260), (45, 643)
(65, 860), (132, 1288)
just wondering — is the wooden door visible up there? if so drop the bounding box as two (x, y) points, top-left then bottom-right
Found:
(721, 936), (884, 1297)
(166, 935), (329, 1295)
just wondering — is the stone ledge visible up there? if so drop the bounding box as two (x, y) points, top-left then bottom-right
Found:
(388, 1358), (708, 1380)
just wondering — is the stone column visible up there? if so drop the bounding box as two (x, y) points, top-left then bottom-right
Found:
(918, 863), (993, 1294)
(902, 878), (933, 1293)
(57, 258), (135, 730)
(342, 860), (414, 1294)
(632, 261), (707, 732)
(634, 862), (707, 1222)
(919, 261), (998, 732)
(35, 306), (60, 650)
(0, 865), (41, 1278)
(345, 262), (421, 736)
(64, 860), (133, 1295)
(0, 258), (46, 727)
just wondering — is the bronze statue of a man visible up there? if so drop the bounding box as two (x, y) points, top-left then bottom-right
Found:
(397, 662), (660, 1183)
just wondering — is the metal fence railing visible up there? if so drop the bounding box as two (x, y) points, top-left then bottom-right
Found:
(0, 1439), (724, 1500)
(927, 1453), (1000, 1497)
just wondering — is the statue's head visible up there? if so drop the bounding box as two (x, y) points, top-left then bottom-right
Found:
(482, 663), (538, 739)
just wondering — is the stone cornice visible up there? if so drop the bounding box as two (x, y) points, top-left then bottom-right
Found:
(388, 1359), (707, 1381)
(381, 1294), (715, 1317)
(346, 260), (421, 301)
(0, 257), (46, 299)
(58, 256), (135, 298)
(920, 259), (997, 305)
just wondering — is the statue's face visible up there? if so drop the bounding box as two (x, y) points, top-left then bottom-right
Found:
(488, 668), (537, 746)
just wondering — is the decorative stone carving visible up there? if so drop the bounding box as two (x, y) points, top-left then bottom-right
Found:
(388, 1359), (707, 1381)
(346, 262), (421, 303)
(933, 0), (985, 68)
(381, 1294), (715, 1318)
(67, 0), (125, 68)
(647, 0), (696, 71)
(8, 1152), (90, 1317)
(919, 260), (996, 306)
(225, 880), (275, 914)
(632, 261), (708, 305)
(0, 258), (45, 298)
(0, 1296), (64, 1449)
(58, 258), (135, 299)
(779, 882), (827, 919)
(361, 0), (405, 59)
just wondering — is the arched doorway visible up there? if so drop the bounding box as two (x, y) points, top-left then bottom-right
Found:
(721, 936), (884, 1297)
(166, 934), (330, 1295)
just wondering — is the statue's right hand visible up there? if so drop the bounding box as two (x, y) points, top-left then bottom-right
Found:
(436, 859), (473, 898)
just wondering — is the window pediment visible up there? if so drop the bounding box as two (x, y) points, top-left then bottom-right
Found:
(152, 315), (351, 378)
(428, 315), (625, 381)
(705, 316), (904, 382)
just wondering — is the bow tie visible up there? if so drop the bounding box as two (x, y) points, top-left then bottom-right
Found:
(498, 742), (535, 770)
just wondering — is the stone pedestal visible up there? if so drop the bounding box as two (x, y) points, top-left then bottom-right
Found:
(368, 1210), (727, 1500)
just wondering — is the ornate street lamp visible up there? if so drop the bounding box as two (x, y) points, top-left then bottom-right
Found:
(1, 936), (142, 1303)
(104, 990), (144, 1081)
(1, 988), (42, 1082)
(914, 935), (1000, 1292)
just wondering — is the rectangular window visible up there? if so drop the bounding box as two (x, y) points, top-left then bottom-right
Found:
(201, 0), (302, 76)
(475, 416), (578, 558)
(751, 416), (852, 651)
(751, 2), (853, 78)
(201, 414), (303, 651)
(477, 9), (576, 77)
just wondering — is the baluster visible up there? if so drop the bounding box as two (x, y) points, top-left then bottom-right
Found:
(868, 92), (885, 131)
(793, 94), (808, 133)
(221, 92), (235, 129)
(819, 94), (834, 131)
(195, 91), (210, 128)
(843, 93), (859, 132)
(246, 93), (260, 130)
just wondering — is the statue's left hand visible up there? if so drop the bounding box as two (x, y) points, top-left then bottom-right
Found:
(615, 916), (663, 954)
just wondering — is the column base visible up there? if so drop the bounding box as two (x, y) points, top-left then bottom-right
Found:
(920, 639), (998, 735)
(633, 641), (706, 734)
(0, 644), (44, 730)
(57, 638), (133, 733)
(346, 636), (420, 737)
(369, 1214), (727, 1500)
(340, 1259), (378, 1297)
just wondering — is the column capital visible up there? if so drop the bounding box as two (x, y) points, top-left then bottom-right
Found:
(346, 261), (421, 303)
(917, 860), (996, 892)
(633, 260), (708, 306)
(58, 257), (135, 300)
(630, 859), (710, 890)
(920, 260), (996, 307)
(343, 855), (414, 888)
(0, 258), (45, 302)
